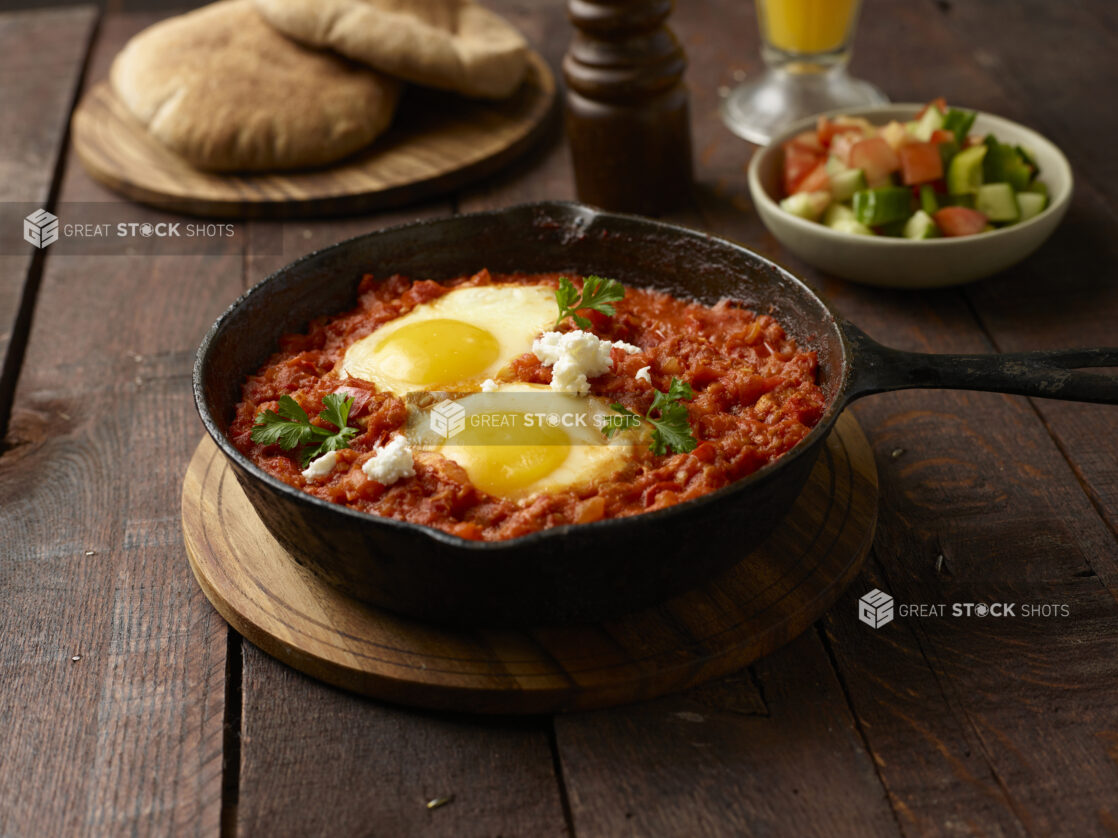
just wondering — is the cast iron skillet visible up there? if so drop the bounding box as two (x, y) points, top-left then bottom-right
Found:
(194, 202), (1118, 626)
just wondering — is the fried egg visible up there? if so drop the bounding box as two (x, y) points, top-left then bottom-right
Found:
(409, 383), (646, 500)
(341, 284), (557, 395)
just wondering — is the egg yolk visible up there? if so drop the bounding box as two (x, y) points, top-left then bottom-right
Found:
(370, 319), (500, 387)
(442, 411), (570, 498)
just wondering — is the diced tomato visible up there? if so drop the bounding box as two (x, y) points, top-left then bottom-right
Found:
(816, 115), (864, 147)
(849, 136), (901, 187)
(917, 97), (948, 118)
(898, 142), (944, 185)
(792, 161), (830, 194)
(578, 308), (611, 332)
(788, 130), (824, 154)
(829, 131), (860, 166)
(929, 129), (955, 145)
(782, 142), (824, 194)
(933, 206), (987, 237)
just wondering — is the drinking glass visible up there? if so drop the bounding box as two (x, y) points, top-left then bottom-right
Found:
(721, 0), (887, 144)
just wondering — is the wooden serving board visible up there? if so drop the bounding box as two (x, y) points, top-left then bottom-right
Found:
(182, 412), (878, 714)
(72, 51), (555, 219)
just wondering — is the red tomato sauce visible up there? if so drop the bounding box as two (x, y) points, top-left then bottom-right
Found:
(228, 271), (826, 541)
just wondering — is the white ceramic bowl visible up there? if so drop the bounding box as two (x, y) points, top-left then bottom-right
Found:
(747, 104), (1073, 288)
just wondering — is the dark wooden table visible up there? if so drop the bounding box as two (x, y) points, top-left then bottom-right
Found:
(3, 1), (1117, 835)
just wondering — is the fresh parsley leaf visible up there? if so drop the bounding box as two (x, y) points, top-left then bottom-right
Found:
(554, 275), (625, 330)
(608, 377), (698, 455)
(251, 395), (325, 449)
(276, 394), (312, 425)
(649, 378), (694, 417)
(602, 403), (641, 439)
(666, 378), (694, 402)
(646, 399), (696, 456)
(319, 392), (352, 431)
(250, 409), (312, 450)
(250, 392), (359, 467)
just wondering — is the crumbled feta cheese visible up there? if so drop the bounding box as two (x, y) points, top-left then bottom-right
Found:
(480, 378), (499, 392)
(612, 340), (641, 355)
(635, 366), (652, 384)
(301, 450), (338, 480)
(532, 330), (632, 395)
(361, 434), (415, 485)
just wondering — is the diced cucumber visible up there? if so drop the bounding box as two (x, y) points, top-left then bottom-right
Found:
(779, 191), (831, 221)
(975, 183), (1019, 223)
(830, 168), (868, 202)
(825, 155), (848, 176)
(852, 187), (912, 226)
(937, 137), (959, 169)
(877, 219), (908, 237)
(911, 105), (946, 142)
(829, 218), (875, 236)
(942, 108), (977, 145)
(823, 203), (855, 226)
(1016, 145), (1041, 177)
(1016, 191), (1047, 222)
(1023, 180), (1048, 200)
(919, 184), (940, 215)
(903, 209), (940, 239)
(947, 145), (988, 195)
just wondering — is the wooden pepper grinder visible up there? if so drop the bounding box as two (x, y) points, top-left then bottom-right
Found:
(563, 0), (694, 215)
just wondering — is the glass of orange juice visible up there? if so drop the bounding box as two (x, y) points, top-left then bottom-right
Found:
(722, 0), (886, 144)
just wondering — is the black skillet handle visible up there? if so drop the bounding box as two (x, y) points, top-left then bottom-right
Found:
(841, 322), (1118, 405)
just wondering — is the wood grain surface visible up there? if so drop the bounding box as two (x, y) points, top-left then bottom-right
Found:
(0, 9), (237, 836)
(0, 6), (97, 436)
(71, 51), (556, 218)
(3, 0), (1118, 835)
(182, 413), (878, 714)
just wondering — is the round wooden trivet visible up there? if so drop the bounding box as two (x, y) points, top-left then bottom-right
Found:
(182, 412), (878, 714)
(72, 52), (555, 219)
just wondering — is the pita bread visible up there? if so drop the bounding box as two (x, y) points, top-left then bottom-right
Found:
(110, 0), (400, 172)
(252, 0), (528, 99)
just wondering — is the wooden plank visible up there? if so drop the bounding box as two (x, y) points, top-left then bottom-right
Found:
(237, 653), (567, 836)
(647, 0), (1118, 834)
(0, 12), (237, 836)
(705, 1), (1118, 832)
(0, 6), (98, 435)
(931, 0), (1118, 543)
(557, 631), (899, 836)
(459, 2), (901, 835)
(232, 4), (572, 835)
(233, 210), (571, 838)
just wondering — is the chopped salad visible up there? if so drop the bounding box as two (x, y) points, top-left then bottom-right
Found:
(778, 98), (1049, 239)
